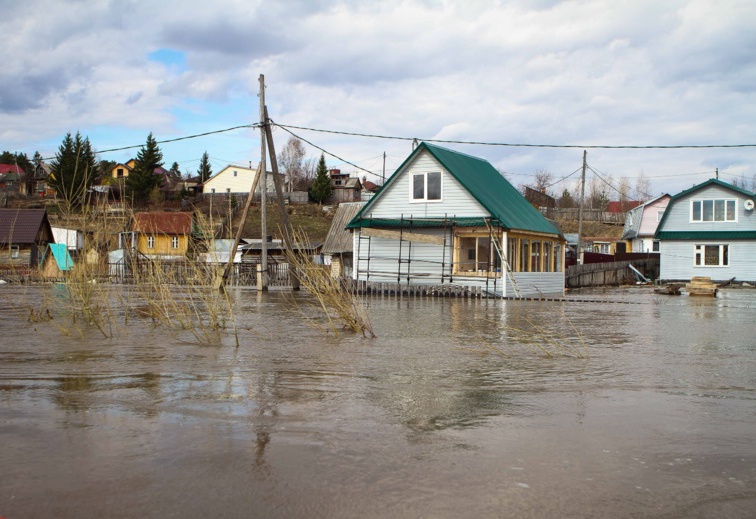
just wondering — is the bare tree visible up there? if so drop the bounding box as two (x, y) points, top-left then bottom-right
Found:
(617, 176), (631, 211)
(278, 137), (307, 191)
(634, 171), (652, 201)
(532, 169), (553, 194)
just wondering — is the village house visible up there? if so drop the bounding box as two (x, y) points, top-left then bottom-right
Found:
(201, 165), (283, 196)
(656, 178), (756, 283)
(620, 194), (671, 253)
(321, 202), (365, 278)
(0, 208), (54, 268)
(346, 143), (565, 297)
(328, 169), (362, 204)
(121, 211), (194, 261)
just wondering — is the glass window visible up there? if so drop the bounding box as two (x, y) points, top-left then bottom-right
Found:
(427, 172), (441, 200)
(520, 239), (530, 272)
(695, 244), (729, 266)
(543, 242), (552, 272)
(147, 236), (155, 249)
(171, 237), (179, 249)
(531, 240), (541, 272)
(11, 245), (19, 259)
(411, 172), (442, 202)
(652, 241), (660, 252)
(692, 199), (736, 222)
(455, 235), (497, 274)
(412, 174), (424, 200)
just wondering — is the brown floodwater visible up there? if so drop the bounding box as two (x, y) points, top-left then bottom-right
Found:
(1, 284), (755, 518)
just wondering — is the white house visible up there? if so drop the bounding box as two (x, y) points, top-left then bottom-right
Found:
(201, 165), (284, 195)
(346, 143), (565, 298)
(620, 194), (671, 253)
(656, 178), (756, 283)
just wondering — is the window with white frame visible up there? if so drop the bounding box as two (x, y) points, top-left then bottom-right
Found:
(691, 199), (736, 222)
(411, 172), (442, 202)
(694, 244), (728, 267)
(147, 236), (155, 249)
(171, 236), (179, 249)
(11, 245), (19, 259)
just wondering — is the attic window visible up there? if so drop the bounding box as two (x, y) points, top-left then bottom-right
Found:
(411, 172), (442, 202)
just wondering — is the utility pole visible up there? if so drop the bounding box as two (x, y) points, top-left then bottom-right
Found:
(382, 151), (386, 185)
(259, 74), (268, 291)
(577, 150), (587, 265)
(716, 168), (719, 180)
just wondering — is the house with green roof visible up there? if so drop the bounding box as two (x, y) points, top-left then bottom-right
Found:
(655, 178), (756, 283)
(346, 142), (565, 297)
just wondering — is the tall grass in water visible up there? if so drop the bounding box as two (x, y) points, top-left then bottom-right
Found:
(283, 228), (375, 338)
(45, 196), (238, 345)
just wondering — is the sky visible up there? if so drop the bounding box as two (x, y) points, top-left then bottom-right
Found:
(2, 0), (756, 199)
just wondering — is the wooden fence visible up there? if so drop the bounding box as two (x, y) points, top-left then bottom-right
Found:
(343, 278), (483, 298)
(565, 258), (659, 289)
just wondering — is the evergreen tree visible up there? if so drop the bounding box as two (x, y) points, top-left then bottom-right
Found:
(197, 151), (212, 183)
(127, 132), (164, 202)
(49, 132), (98, 207)
(309, 154), (332, 205)
(169, 161), (182, 180)
(0, 150), (33, 175)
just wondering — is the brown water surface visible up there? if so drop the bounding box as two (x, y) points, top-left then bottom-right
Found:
(1, 285), (755, 518)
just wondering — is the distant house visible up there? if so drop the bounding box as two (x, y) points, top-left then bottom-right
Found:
(0, 208), (54, 268)
(126, 211), (194, 260)
(656, 179), (756, 283)
(321, 202), (366, 278)
(620, 194), (671, 253)
(108, 160), (135, 180)
(360, 177), (382, 201)
(0, 164), (26, 194)
(40, 243), (74, 279)
(328, 169), (361, 204)
(52, 227), (85, 254)
(346, 142), (565, 297)
(201, 165), (283, 196)
(30, 162), (53, 197)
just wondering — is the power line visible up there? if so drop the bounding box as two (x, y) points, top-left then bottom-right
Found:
(273, 123), (756, 150)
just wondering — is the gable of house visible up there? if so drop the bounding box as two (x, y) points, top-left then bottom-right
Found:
(347, 142), (560, 236)
(656, 179), (756, 239)
(0, 209), (53, 245)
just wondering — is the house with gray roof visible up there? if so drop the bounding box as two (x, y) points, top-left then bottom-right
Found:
(346, 142), (565, 297)
(620, 194), (670, 253)
(0, 208), (54, 268)
(656, 178), (756, 283)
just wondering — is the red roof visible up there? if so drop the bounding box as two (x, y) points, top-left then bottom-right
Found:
(132, 212), (193, 235)
(0, 164), (24, 175)
(606, 200), (642, 213)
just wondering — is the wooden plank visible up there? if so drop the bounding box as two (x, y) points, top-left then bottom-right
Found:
(361, 227), (445, 245)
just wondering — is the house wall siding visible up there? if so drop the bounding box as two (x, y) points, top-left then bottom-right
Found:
(662, 185), (755, 232)
(202, 167), (258, 194)
(660, 240), (756, 282)
(506, 272), (565, 298)
(638, 197), (669, 236)
(137, 235), (189, 256)
(361, 152), (488, 220)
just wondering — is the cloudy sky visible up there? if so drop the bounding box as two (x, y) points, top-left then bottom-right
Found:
(2, 0), (755, 198)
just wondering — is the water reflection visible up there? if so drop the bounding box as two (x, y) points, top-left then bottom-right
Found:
(1, 285), (755, 518)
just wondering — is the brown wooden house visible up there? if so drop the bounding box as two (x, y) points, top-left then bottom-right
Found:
(0, 208), (54, 268)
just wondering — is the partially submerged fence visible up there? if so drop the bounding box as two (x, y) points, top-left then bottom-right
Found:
(344, 278), (484, 298)
(566, 258), (659, 289)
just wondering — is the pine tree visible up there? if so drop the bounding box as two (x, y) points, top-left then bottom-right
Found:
(309, 154), (332, 205)
(127, 132), (164, 202)
(169, 161), (182, 180)
(49, 132), (98, 208)
(197, 151), (212, 183)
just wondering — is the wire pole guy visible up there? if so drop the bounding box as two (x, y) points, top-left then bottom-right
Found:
(577, 150), (587, 265)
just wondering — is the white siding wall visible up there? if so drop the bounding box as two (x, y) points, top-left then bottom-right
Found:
(660, 240), (756, 282)
(506, 272), (565, 297)
(353, 230), (565, 297)
(362, 151), (488, 220)
(662, 185), (755, 232)
(203, 167), (279, 194)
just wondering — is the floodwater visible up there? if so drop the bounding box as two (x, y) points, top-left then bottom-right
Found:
(1, 285), (755, 518)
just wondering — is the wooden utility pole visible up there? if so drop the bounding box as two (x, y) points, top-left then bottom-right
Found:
(220, 163), (262, 286)
(382, 151), (386, 185)
(264, 105), (299, 290)
(577, 150), (587, 265)
(259, 74), (268, 291)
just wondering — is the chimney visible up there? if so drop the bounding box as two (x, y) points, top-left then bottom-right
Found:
(329, 168), (341, 177)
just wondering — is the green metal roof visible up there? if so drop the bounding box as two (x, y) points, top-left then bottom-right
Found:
(656, 178), (755, 237)
(656, 231), (756, 240)
(347, 142), (561, 236)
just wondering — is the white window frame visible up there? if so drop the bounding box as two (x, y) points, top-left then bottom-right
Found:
(410, 171), (442, 203)
(690, 198), (737, 223)
(171, 236), (179, 249)
(147, 236), (155, 249)
(694, 244), (729, 267)
(11, 245), (20, 259)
